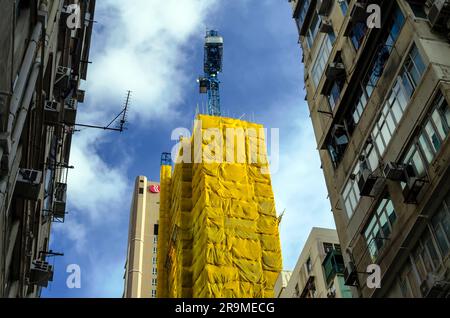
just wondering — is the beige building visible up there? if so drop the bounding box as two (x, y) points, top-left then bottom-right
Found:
(275, 228), (352, 298)
(124, 176), (160, 298)
(0, 0), (95, 297)
(288, 0), (450, 297)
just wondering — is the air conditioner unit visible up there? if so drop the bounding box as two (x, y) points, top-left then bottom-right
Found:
(383, 162), (407, 181)
(326, 62), (346, 80)
(402, 166), (425, 204)
(64, 98), (78, 125)
(344, 261), (358, 286)
(428, 0), (450, 30)
(358, 167), (378, 197)
(317, 0), (333, 15)
(420, 273), (450, 298)
(53, 182), (67, 220)
(44, 100), (61, 124)
(15, 169), (43, 200)
(29, 260), (54, 288)
(320, 18), (334, 33)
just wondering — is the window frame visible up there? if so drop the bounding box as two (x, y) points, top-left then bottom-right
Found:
(363, 195), (397, 262)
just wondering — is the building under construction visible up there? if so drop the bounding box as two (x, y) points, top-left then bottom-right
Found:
(0, 0), (95, 297)
(156, 31), (282, 298)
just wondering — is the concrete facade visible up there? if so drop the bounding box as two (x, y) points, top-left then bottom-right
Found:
(289, 0), (450, 297)
(124, 177), (160, 298)
(0, 0), (95, 297)
(275, 227), (352, 298)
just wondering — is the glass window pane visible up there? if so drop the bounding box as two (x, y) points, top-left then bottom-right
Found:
(386, 113), (396, 135)
(414, 248), (427, 280)
(380, 213), (391, 237)
(408, 63), (421, 87)
(434, 225), (450, 256)
(412, 150), (425, 177)
(392, 100), (403, 123)
(441, 101), (450, 130)
(432, 109), (447, 140)
(424, 230), (440, 270)
(432, 208), (450, 256)
(413, 47), (426, 76)
(401, 73), (414, 97)
(381, 124), (391, 146)
(425, 121), (442, 153)
(419, 134), (435, 163)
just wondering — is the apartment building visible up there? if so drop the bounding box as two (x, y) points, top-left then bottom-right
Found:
(275, 227), (352, 298)
(288, 0), (450, 297)
(0, 0), (95, 297)
(124, 177), (160, 298)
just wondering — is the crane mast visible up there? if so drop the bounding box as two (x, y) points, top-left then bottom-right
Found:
(198, 30), (224, 116)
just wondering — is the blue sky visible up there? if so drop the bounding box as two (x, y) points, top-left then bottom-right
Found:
(43, 0), (335, 298)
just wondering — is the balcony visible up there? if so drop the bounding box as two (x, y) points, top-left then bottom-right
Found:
(322, 250), (345, 285)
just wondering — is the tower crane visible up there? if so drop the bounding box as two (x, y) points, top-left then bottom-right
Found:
(197, 30), (224, 116)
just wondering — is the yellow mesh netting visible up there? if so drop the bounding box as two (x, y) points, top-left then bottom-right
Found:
(157, 115), (282, 298)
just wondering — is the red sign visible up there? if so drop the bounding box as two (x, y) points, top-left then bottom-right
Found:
(149, 185), (160, 193)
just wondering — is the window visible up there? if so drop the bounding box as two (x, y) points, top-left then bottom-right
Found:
(398, 263), (415, 297)
(350, 7), (405, 125)
(151, 290), (156, 298)
(153, 246), (157, 254)
(350, 22), (368, 51)
(323, 243), (334, 254)
(327, 124), (350, 166)
(397, 192), (450, 297)
(154, 224), (159, 235)
(339, 0), (349, 16)
(311, 33), (335, 87)
(328, 79), (344, 110)
(153, 236), (158, 244)
(432, 205), (450, 257)
(403, 144), (426, 178)
(139, 188), (144, 194)
(343, 165), (361, 218)
(295, 0), (311, 32)
(152, 268), (157, 275)
(401, 44), (426, 97)
(152, 257), (157, 265)
(364, 196), (397, 261)
(400, 93), (449, 188)
(306, 12), (321, 49)
(305, 257), (312, 274)
(371, 80), (409, 157)
(152, 278), (157, 287)
(341, 47), (425, 217)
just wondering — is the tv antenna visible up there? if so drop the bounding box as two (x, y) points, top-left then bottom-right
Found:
(72, 90), (131, 132)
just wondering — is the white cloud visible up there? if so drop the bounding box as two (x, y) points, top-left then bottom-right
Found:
(86, 0), (218, 122)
